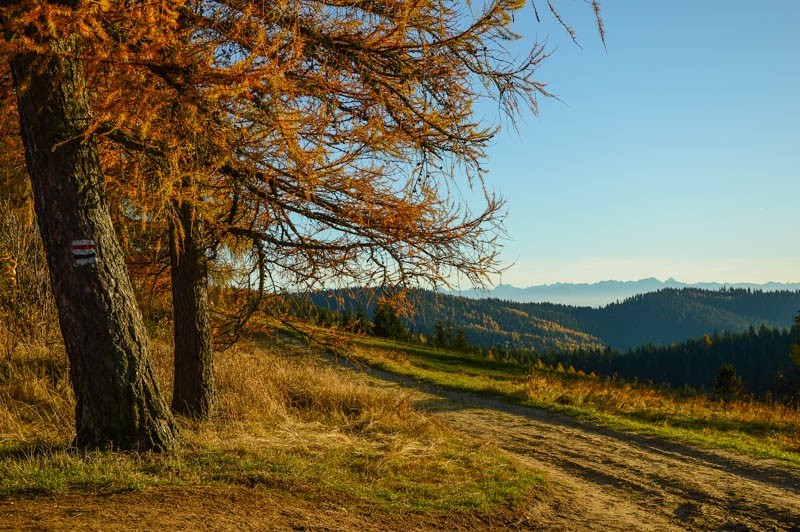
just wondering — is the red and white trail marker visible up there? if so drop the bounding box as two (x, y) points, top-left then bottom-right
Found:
(71, 239), (97, 267)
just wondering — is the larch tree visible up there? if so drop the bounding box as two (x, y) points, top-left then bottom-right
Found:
(2, 1), (228, 421)
(92, 0), (602, 417)
(2, 0), (602, 422)
(0, 1), (181, 450)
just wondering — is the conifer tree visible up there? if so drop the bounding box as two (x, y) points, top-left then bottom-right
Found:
(788, 313), (800, 395)
(712, 363), (744, 401)
(372, 304), (407, 340)
(790, 313), (800, 367)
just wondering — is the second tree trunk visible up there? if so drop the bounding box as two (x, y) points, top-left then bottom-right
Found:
(170, 200), (215, 418)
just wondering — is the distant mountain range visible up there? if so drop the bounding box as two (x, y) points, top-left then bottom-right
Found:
(448, 278), (800, 307)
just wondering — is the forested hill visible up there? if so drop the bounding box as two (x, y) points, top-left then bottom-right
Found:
(313, 287), (800, 352)
(539, 326), (799, 396)
(562, 288), (800, 350)
(312, 288), (605, 352)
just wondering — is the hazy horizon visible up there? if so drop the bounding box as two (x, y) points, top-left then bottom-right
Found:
(451, 275), (800, 307)
(491, 277), (800, 288)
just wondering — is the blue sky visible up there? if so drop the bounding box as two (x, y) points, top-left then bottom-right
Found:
(477, 1), (800, 286)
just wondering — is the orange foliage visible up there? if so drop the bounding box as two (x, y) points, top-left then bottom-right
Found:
(1, 0), (603, 305)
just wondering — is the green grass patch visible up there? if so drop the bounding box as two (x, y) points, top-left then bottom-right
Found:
(0, 436), (542, 511)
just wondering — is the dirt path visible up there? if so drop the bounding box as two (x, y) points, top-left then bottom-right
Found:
(352, 364), (800, 531)
(3, 351), (799, 530)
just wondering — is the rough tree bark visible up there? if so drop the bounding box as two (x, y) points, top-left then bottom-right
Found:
(170, 200), (215, 418)
(9, 34), (181, 450)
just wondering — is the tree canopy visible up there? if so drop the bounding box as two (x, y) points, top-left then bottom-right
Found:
(4, 0), (602, 296)
(1, 0), (602, 447)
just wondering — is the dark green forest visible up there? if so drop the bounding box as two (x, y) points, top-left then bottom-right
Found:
(309, 287), (800, 397)
(536, 325), (800, 397)
(564, 288), (800, 349)
(313, 287), (800, 352)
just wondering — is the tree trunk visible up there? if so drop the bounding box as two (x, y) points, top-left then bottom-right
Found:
(10, 36), (181, 450)
(170, 200), (215, 418)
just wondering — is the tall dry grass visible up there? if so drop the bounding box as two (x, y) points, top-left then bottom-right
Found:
(0, 326), (539, 510)
(0, 327), (442, 452)
(0, 342), (72, 449)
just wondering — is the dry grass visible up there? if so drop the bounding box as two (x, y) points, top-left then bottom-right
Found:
(0, 326), (540, 512)
(0, 342), (73, 448)
(524, 368), (800, 454)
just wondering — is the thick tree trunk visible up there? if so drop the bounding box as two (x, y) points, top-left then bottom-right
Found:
(10, 37), (181, 450)
(170, 200), (215, 418)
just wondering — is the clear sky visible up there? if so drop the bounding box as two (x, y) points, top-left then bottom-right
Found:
(477, 1), (800, 287)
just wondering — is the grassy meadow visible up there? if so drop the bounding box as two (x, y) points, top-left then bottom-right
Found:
(3, 312), (799, 528)
(0, 324), (541, 518)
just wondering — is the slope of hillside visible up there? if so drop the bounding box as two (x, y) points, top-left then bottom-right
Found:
(7, 329), (800, 530)
(312, 288), (605, 352)
(401, 290), (605, 352)
(565, 288), (800, 349)
(315, 287), (800, 352)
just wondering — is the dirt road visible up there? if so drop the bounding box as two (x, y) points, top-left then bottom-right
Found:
(357, 364), (800, 531)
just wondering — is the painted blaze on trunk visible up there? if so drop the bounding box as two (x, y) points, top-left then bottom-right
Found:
(10, 32), (180, 450)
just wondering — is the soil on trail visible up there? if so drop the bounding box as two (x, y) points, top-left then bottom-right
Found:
(355, 364), (800, 531)
(428, 390), (800, 531)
